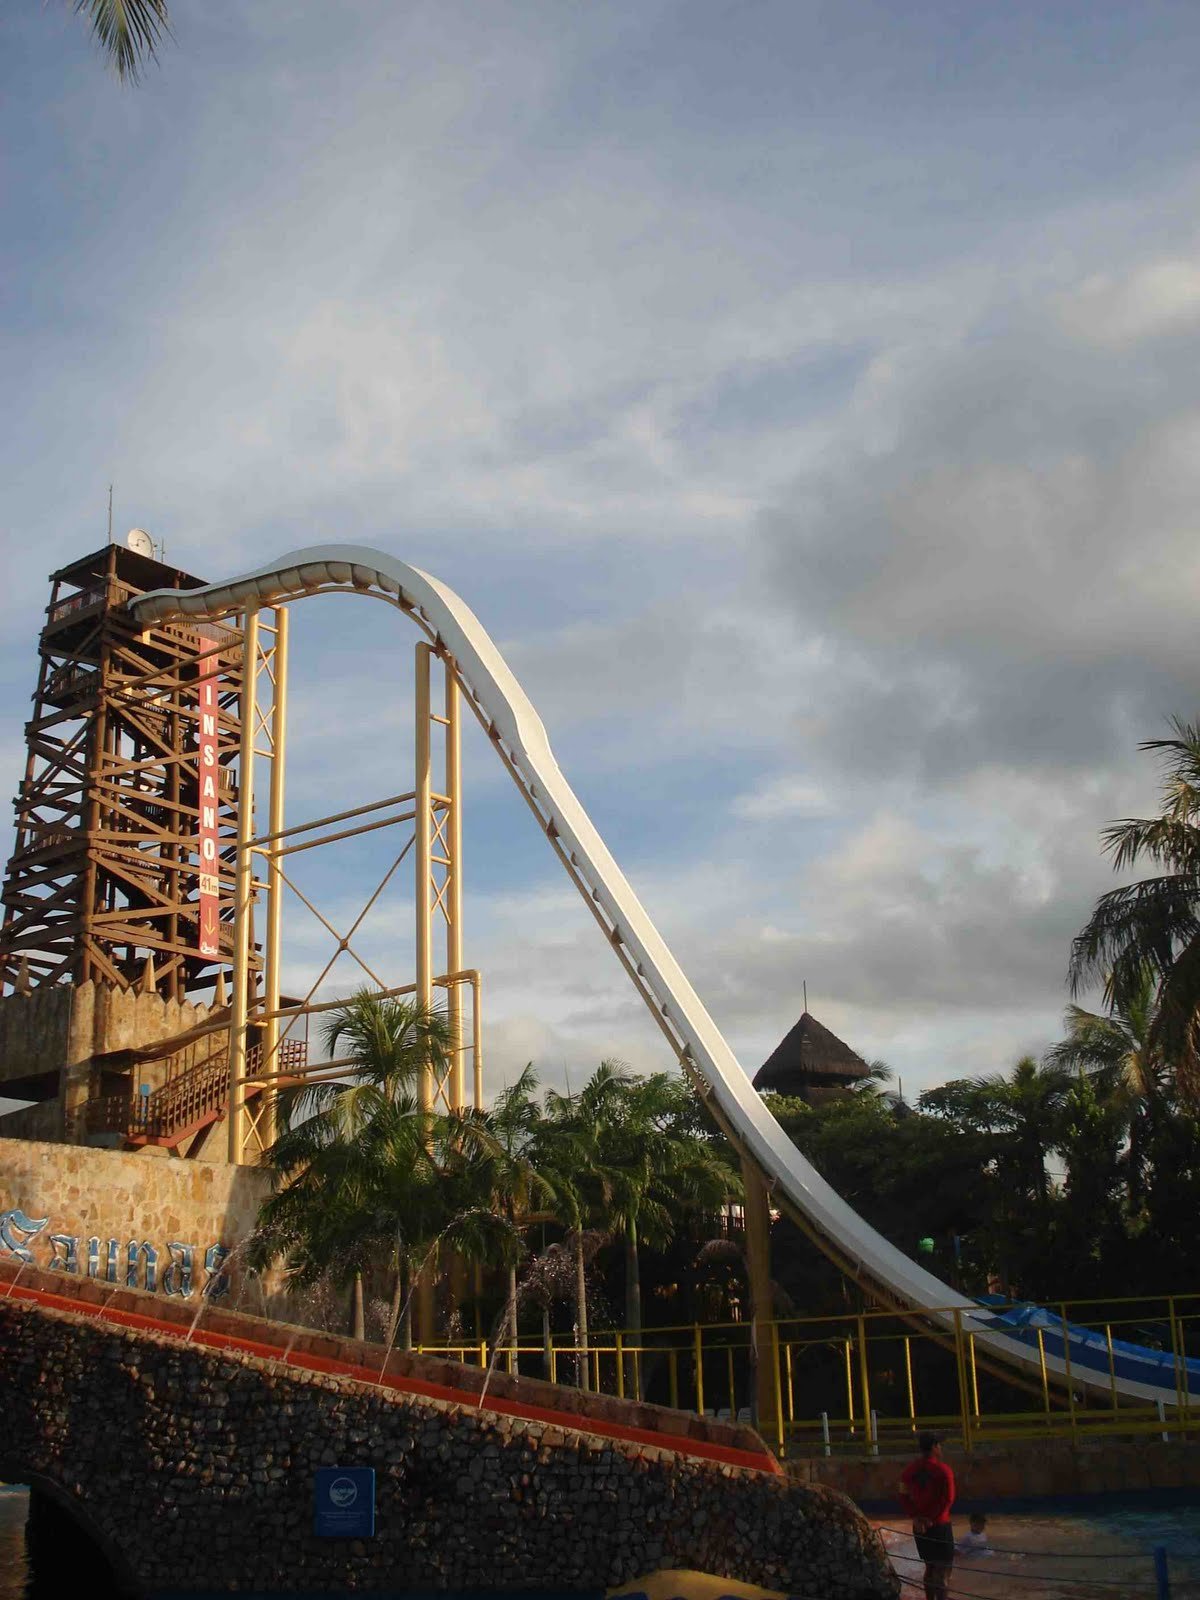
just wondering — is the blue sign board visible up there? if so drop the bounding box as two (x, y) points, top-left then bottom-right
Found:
(314, 1467), (376, 1538)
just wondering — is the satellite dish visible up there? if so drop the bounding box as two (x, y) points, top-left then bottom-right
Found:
(126, 528), (155, 558)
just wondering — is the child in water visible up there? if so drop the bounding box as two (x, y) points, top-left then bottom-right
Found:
(958, 1513), (990, 1554)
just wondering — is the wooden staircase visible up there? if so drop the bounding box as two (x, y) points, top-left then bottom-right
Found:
(88, 1037), (307, 1151)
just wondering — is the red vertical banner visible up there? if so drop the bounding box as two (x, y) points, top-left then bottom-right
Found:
(197, 645), (221, 958)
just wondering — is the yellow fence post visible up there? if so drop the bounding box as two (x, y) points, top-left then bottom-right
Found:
(785, 1342), (795, 1427)
(1105, 1324), (1118, 1416)
(968, 1333), (981, 1419)
(669, 1349), (679, 1411)
(904, 1336), (916, 1431)
(952, 1310), (973, 1452)
(1036, 1327), (1051, 1420)
(856, 1316), (873, 1447)
(771, 1321), (785, 1453)
(1183, 1314), (1192, 1421)
(1060, 1305), (1077, 1444)
(694, 1324), (705, 1416)
(844, 1338), (856, 1434)
(615, 1332), (625, 1400)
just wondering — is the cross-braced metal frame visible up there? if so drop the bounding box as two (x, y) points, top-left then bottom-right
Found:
(0, 546), (244, 1001)
(225, 603), (482, 1164)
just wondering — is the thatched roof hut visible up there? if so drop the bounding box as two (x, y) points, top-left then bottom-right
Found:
(752, 1010), (870, 1103)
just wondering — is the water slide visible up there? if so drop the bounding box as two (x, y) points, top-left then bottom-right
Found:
(133, 546), (1189, 1411)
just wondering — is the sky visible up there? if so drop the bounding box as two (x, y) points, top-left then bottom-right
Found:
(2, 1), (1199, 1104)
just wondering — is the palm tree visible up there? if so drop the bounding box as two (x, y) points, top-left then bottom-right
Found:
(1048, 968), (1163, 1099)
(604, 1073), (738, 1397)
(484, 1065), (554, 1371)
(927, 1056), (1072, 1206)
(1048, 969), (1172, 1219)
(532, 1104), (604, 1390)
(75, 1), (171, 82)
(1070, 719), (1200, 1097)
(545, 1062), (738, 1398)
(254, 991), (518, 1345)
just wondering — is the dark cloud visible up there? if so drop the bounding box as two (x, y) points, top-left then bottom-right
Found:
(762, 282), (1200, 786)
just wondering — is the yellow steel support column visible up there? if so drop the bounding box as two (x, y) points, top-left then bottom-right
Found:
(414, 642), (435, 1340)
(445, 660), (464, 1109)
(844, 1338), (856, 1431)
(415, 642), (434, 1113)
(741, 1158), (780, 1436)
(1037, 1327), (1051, 1418)
(228, 606), (260, 1165)
(471, 969), (484, 1111)
(261, 605), (288, 1151)
(953, 1309), (974, 1451)
(856, 1315), (873, 1445)
(1061, 1304), (1077, 1443)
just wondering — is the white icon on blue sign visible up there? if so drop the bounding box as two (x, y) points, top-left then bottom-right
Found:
(314, 1468), (375, 1538)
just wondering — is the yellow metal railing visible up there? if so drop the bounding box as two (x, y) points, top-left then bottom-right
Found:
(411, 1291), (1200, 1457)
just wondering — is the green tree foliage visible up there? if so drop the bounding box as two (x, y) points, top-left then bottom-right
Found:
(1070, 719), (1200, 1096)
(540, 1061), (738, 1394)
(74, 0), (171, 82)
(252, 992), (519, 1343)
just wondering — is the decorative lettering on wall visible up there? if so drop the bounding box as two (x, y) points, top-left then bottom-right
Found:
(0, 1209), (47, 1263)
(0, 1208), (231, 1300)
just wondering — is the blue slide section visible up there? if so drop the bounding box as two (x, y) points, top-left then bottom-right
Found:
(975, 1297), (1200, 1399)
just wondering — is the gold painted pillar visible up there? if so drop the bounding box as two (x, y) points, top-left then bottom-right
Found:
(261, 604), (289, 1149)
(414, 641), (436, 1340)
(445, 660), (464, 1109)
(414, 642), (434, 1114)
(742, 1156), (781, 1445)
(228, 606), (260, 1164)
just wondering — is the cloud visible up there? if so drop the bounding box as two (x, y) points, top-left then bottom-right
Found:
(1059, 260), (1200, 347)
(731, 777), (834, 822)
(761, 252), (1200, 789)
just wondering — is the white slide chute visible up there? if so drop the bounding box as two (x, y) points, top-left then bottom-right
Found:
(133, 546), (1185, 1408)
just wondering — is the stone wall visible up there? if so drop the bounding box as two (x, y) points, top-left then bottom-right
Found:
(0, 1294), (899, 1597)
(0, 981), (218, 1143)
(800, 1438), (1200, 1504)
(0, 1136), (270, 1301)
(0, 983), (71, 1090)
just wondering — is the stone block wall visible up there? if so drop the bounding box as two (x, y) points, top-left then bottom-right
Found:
(0, 981), (218, 1143)
(0, 1135), (271, 1302)
(0, 1295), (899, 1597)
(799, 1437), (1200, 1504)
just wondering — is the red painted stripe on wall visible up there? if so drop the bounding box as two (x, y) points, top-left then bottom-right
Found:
(2, 1281), (781, 1477)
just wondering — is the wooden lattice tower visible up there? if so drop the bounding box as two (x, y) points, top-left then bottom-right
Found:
(0, 542), (250, 1003)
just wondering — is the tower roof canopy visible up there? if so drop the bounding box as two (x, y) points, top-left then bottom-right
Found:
(752, 1010), (870, 1096)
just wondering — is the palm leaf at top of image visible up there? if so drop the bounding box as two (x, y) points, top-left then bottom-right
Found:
(76, 0), (172, 82)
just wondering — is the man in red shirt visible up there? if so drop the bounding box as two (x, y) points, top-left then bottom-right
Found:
(899, 1431), (956, 1600)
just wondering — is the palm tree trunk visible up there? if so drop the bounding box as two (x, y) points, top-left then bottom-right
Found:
(388, 1263), (404, 1343)
(507, 1263), (520, 1377)
(390, 1228), (409, 1344)
(351, 1271), (365, 1342)
(401, 1255), (415, 1350)
(624, 1213), (642, 1399)
(574, 1229), (590, 1391)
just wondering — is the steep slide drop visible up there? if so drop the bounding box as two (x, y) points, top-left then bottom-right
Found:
(133, 546), (1180, 1409)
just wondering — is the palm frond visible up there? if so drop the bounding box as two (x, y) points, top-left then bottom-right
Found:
(77, 0), (171, 83)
